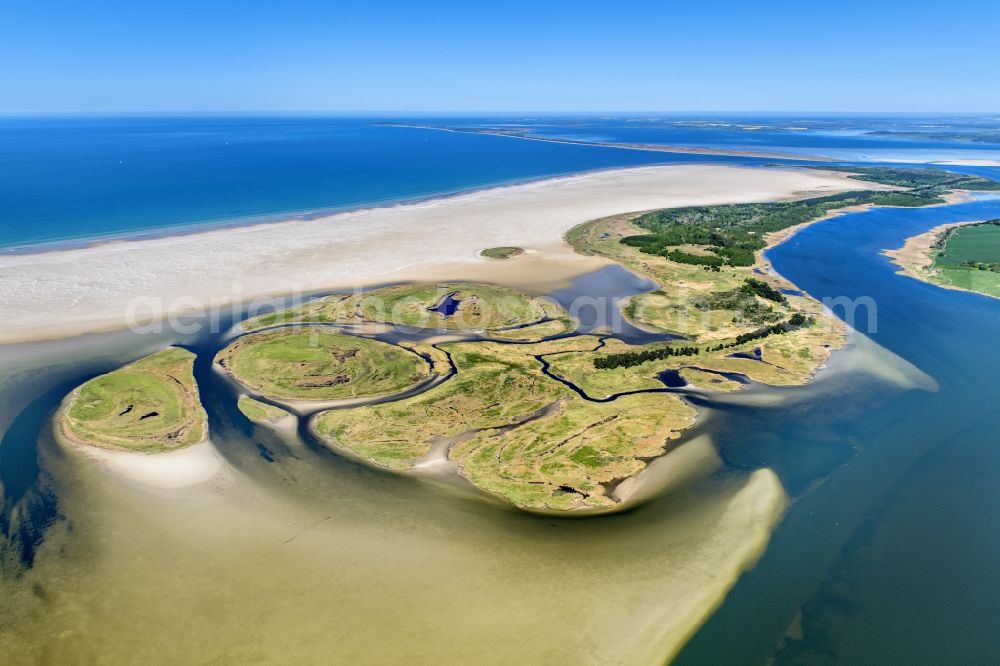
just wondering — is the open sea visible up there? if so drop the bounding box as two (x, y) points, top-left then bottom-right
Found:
(4, 114), (1000, 250)
(0, 116), (714, 249)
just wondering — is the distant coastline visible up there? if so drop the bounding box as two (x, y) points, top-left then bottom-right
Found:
(378, 122), (839, 162)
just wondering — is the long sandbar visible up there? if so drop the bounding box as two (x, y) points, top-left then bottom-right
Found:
(0, 165), (876, 343)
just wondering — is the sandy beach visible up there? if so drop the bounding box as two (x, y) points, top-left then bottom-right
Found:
(0, 165), (876, 344)
(883, 219), (979, 280)
(69, 440), (227, 490)
(883, 222), (951, 278)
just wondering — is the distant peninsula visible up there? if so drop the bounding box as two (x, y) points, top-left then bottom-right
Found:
(378, 122), (837, 162)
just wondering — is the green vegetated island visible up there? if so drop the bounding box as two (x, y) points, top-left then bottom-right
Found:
(480, 246), (524, 259)
(216, 328), (435, 401)
(237, 395), (290, 424)
(888, 218), (1000, 299)
(60, 347), (207, 453)
(239, 281), (574, 342)
(59, 167), (1000, 510)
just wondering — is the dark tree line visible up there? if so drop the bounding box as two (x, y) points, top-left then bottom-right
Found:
(741, 278), (787, 304)
(593, 344), (701, 370)
(617, 169), (999, 270)
(593, 314), (813, 370)
(704, 313), (813, 351)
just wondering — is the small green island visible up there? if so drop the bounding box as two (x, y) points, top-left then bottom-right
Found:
(888, 218), (1000, 299)
(60, 347), (207, 453)
(240, 281), (573, 342)
(480, 246), (525, 259)
(59, 167), (1000, 509)
(237, 395), (290, 423)
(215, 328), (434, 401)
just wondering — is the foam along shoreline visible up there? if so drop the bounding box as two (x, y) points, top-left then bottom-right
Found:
(0, 165), (877, 344)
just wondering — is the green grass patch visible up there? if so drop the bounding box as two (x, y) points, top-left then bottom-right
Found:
(237, 395), (290, 423)
(242, 282), (569, 341)
(217, 328), (431, 401)
(934, 268), (1000, 298)
(314, 340), (696, 510)
(925, 221), (1000, 299)
(61, 347), (207, 452)
(480, 246), (524, 259)
(935, 221), (1000, 266)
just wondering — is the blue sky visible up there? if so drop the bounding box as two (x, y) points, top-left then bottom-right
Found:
(3, 0), (999, 113)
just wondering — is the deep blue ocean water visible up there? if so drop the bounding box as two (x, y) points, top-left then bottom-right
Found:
(0, 116), (737, 249)
(3, 114), (999, 250)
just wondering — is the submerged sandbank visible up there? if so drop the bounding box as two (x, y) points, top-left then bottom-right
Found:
(63, 440), (227, 490)
(0, 165), (876, 343)
(8, 408), (787, 665)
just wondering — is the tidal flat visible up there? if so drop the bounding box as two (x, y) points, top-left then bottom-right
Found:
(0, 291), (933, 665)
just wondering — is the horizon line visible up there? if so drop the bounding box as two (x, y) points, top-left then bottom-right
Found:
(2, 110), (1000, 118)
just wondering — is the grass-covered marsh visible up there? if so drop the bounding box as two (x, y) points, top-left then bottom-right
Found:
(216, 328), (432, 401)
(60, 347), (207, 453)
